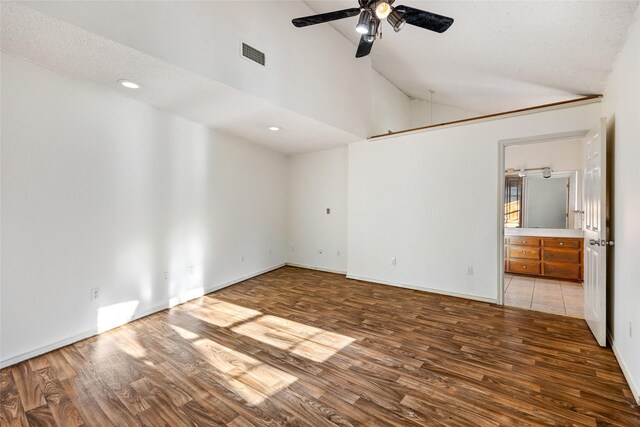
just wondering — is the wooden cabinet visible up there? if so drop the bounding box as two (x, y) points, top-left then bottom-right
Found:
(505, 236), (583, 281)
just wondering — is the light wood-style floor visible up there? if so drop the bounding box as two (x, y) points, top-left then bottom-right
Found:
(504, 274), (584, 318)
(1, 266), (639, 426)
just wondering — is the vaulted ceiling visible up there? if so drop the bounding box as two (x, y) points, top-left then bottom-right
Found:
(306, 0), (639, 113)
(2, 1), (638, 154)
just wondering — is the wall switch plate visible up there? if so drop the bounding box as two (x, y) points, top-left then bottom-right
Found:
(326, 208), (331, 214)
(391, 257), (397, 265)
(467, 266), (474, 275)
(318, 249), (324, 254)
(91, 287), (99, 301)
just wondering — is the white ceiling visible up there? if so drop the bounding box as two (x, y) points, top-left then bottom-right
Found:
(2, 1), (639, 154)
(307, 0), (639, 113)
(0, 2), (362, 155)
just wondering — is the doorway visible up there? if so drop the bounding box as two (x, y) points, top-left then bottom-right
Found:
(498, 131), (588, 318)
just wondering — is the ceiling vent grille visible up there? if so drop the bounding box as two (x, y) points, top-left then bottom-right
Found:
(241, 42), (266, 66)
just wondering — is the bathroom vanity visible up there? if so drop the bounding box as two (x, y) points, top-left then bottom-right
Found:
(504, 229), (583, 281)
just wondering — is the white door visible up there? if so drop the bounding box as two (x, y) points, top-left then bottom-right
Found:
(583, 118), (609, 347)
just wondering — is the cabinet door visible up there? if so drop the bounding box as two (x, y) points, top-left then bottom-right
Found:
(543, 248), (581, 264)
(544, 262), (582, 280)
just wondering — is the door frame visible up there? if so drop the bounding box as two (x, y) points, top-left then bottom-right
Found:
(496, 130), (589, 305)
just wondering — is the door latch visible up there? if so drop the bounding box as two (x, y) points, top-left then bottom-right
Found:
(589, 239), (615, 246)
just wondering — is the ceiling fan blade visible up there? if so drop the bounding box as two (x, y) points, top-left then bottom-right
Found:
(355, 35), (374, 58)
(394, 5), (454, 33)
(292, 8), (361, 28)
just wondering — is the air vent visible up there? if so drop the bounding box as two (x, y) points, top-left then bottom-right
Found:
(241, 42), (266, 66)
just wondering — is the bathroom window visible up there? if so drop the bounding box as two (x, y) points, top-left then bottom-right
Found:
(504, 176), (523, 228)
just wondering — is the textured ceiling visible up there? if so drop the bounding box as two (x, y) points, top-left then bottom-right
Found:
(306, 0), (640, 113)
(2, 1), (639, 151)
(0, 3), (361, 154)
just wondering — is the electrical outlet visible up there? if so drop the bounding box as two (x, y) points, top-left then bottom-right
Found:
(326, 208), (331, 214)
(90, 287), (99, 301)
(163, 272), (168, 280)
(189, 265), (195, 275)
(241, 255), (245, 262)
(337, 250), (341, 257)
(391, 257), (397, 265)
(467, 266), (474, 275)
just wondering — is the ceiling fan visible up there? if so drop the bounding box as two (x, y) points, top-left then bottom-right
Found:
(292, 1), (454, 58)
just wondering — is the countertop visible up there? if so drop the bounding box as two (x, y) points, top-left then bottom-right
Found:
(505, 228), (584, 238)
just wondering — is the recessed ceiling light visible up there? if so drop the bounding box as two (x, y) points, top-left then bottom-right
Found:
(118, 79), (140, 89)
(268, 126), (281, 131)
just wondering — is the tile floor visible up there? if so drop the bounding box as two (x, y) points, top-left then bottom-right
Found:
(504, 274), (584, 318)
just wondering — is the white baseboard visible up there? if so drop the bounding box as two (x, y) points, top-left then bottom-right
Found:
(346, 274), (497, 304)
(0, 263), (285, 369)
(608, 331), (640, 405)
(285, 262), (346, 275)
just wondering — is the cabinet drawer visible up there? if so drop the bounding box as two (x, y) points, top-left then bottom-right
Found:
(509, 246), (540, 260)
(543, 238), (582, 249)
(509, 260), (541, 275)
(544, 262), (582, 280)
(508, 237), (540, 247)
(543, 248), (581, 264)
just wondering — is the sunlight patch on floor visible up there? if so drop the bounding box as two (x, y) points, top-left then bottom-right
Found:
(170, 324), (200, 340)
(232, 315), (355, 362)
(193, 338), (297, 405)
(188, 298), (262, 328)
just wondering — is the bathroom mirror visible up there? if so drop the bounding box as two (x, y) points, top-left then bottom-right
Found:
(504, 170), (580, 229)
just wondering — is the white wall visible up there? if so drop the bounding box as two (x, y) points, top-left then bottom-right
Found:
(603, 11), (640, 404)
(505, 139), (583, 172)
(0, 53), (288, 366)
(371, 71), (411, 136)
(287, 147), (348, 273)
(409, 99), (477, 128)
(348, 102), (601, 301)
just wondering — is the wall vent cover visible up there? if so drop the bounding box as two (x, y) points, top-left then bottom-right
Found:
(241, 42), (266, 66)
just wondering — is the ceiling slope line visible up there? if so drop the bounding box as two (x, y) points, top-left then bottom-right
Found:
(368, 95), (602, 141)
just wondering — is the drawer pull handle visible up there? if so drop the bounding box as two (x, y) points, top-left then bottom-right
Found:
(523, 251), (527, 254)
(523, 266), (527, 269)
(523, 240), (526, 243)
(560, 242), (564, 246)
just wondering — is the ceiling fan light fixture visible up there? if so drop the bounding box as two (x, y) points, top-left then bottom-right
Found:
(356, 9), (372, 34)
(375, 2), (391, 19)
(387, 9), (406, 32)
(367, 17), (379, 36)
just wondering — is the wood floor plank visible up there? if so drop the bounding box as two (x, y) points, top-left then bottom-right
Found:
(11, 363), (47, 412)
(1, 266), (638, 426)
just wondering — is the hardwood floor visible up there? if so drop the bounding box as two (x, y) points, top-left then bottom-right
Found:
(1, 266), (639, 426)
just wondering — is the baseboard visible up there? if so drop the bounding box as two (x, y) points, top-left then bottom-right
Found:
(0, 263), (285, 369)
(608, 330), (640, 405)
(285, 262), (347, 275)
(346, 274), (497, 304)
